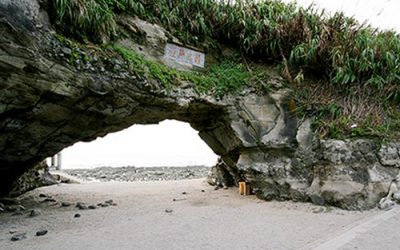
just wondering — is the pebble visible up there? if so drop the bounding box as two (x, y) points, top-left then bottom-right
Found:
(42, 198), (57, 203)
(76, 202), (87, 210)
(74, 213), (81, 218)
(39, 194), (48, 198)
(61, 202), (71, 207)
(36, 230), (48, 237)
(11, 233), (26, 241)
(182, 192), (187, 195)
(88, 205), (97, 210)
(313, 207), (325, 214)
(165, 209), (173, 213)
(100, 203), (109, 208)
(201, 190), (205, 192)
(104, 200), (113, 204)
(9, 229), (17, 234)
(29, 209), (42, 217)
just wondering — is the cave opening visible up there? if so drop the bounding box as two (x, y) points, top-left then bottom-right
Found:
(50, 120), (218, 182)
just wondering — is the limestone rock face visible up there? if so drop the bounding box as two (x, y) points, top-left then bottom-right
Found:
(1, 1), (400, 210)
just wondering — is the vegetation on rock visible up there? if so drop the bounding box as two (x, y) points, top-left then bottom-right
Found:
(52, 0), (400, 139)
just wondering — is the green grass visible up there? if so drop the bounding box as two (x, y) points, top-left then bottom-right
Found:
(52, 0), (400, 139)
(113, 45), (255, 97)
(52, 0), (400, 103)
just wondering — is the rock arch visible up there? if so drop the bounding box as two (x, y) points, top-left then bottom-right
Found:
(1, 0), (399, 210)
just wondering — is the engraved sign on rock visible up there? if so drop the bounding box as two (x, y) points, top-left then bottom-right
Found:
(164, 43), (205, 68)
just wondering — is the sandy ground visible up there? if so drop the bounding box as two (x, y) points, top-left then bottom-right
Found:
(0, 179), (399, 250)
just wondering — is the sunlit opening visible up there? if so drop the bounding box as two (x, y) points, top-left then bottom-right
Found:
(53, 120), (217, 169)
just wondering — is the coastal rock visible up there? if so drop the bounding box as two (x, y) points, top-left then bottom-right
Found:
(0, 0), (400, 211)
(378, 143), (400, 167)
(8, 161), (57, 197)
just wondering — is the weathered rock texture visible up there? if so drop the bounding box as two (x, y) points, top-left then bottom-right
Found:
(9, 161), (57, 197)
(1, 0), (399, 210)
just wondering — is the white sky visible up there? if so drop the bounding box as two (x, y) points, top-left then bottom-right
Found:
(60, 0), (399, 169)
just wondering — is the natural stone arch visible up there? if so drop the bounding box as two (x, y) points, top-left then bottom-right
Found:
(2, 0), (400, 210)
(0, 2), (295, 195)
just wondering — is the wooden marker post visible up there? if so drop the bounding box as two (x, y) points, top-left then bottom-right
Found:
(239, 182), (250, 195)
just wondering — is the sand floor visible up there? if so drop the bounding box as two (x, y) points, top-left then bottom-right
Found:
(0, 179), (399, 250)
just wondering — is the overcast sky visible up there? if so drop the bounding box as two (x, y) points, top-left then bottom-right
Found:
(59, 0), (398, 169)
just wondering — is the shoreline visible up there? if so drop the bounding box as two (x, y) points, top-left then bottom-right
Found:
(63, 165), (211, 182)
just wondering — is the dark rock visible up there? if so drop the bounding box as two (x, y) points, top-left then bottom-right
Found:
(42, 198), (56, 202)
(9, 161), (57, 197)
(76, 202), (87, 210)
(181, 192), (187, 195)
(74, 213), (81, 218)
(11, 233), (26, 241)
(61, 202), (71, 207)
(165, 209), (173, 213)
(39, 194), (48, 198)
(36, 230), (48, 236)
(0, 198), (20, 205)
(29, 209), (42, 217)
(100, 203), (109, 207)
(7, 205), (25, 212)
(310, 194), (325, 206)
(88, 205), (97, 209)
(201, 190), (205, 192)
(104, 200), (113, 204)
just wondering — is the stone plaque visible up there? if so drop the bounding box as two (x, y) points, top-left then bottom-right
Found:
(164, 43), (205, 68)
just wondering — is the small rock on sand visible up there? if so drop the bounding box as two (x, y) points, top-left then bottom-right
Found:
(42, 198), (56, 203)
(11, 233), (26, 241)
(39, 194), (48, 198)
(74, 213), (81, 218)
(29, 209), (42, 217)
(61, 202), (71, 207)
(313, 207), (325, 214)
(165, 209), (173, 213)
(88, 205), (97, 209)
(36, 230), (48, 236)
(76, 202), (87, 210)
